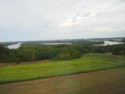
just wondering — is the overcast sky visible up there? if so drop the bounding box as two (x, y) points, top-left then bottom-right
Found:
(0, 0), (125, 42)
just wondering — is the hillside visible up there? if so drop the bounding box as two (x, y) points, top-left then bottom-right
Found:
(0, 53), (125, 83)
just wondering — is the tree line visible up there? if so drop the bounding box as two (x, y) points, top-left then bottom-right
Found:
(0, 43), (125, 63)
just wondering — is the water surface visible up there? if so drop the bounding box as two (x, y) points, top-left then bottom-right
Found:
(7, 43), (21, 49)
(96, 41), (124, 46)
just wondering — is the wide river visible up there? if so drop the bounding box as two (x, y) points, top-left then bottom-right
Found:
(7, 43), (22, 49)
(96, 41), (124, 46)
(7, 41), (124, 49)
(7, 43), (71, 49)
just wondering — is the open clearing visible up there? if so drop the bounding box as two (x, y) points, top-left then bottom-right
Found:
(0, 53), (125, 83)
(0, 67), (125, 94)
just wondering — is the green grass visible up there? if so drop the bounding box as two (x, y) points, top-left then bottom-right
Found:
(0, 68), (125, 94)
(0, 53), (125, 83)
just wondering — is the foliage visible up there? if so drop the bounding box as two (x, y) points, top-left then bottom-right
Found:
(0, 43), (125, 63)
(111, 44), (125, 55)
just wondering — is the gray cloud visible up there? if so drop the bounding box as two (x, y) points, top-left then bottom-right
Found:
(0, 0), (125, 42)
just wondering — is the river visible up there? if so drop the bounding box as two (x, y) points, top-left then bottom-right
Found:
(7, 43), (22, 49)
(95, 41), (124, 46)
(7, 41), (124, 49)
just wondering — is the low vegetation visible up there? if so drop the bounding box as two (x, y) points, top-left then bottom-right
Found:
(1, 68), (125, 94)
(0, 53), (125, 83)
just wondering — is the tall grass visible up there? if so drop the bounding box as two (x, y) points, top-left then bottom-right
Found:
(0, 53), (125, 83)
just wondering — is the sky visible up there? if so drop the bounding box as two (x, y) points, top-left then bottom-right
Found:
(0, 0), (125, 42)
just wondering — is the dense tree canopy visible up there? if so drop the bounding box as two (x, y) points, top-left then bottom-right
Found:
(0, 43), (125, 63)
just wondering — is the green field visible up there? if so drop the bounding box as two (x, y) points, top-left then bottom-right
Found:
(0, 67), (125, 94)
(0, 53), (125, 83)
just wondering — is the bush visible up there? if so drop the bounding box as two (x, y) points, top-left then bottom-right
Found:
(54, 49), (82, 60)
(15, 58), (21, 64)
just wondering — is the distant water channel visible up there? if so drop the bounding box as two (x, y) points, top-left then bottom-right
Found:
(41, 43), (71, 45)
(7, 43), (21, 49)
(7, 42), (71, 49)
(95, 41), (124, 46)
(7, 41), (123, 49)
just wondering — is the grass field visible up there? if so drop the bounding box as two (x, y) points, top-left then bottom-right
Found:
(0, 67), (125, 94)
(0, 53), (125, 83)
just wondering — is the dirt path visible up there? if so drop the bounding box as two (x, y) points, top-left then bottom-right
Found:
(0, 67), (125, 94)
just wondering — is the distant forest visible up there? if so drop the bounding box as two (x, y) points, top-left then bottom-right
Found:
(0, 39), (125, 63)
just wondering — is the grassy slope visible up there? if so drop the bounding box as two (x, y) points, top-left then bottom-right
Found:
(0, 53), (125, 83)
(0, 68), (125, 94)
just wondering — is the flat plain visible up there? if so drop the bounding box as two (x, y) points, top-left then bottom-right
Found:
(0, 67), (125, 94)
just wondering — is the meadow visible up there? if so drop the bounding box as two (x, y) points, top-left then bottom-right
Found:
(0, 53), (125, 83)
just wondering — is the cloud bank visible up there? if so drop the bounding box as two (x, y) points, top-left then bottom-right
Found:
(0, 0), (125, 42)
